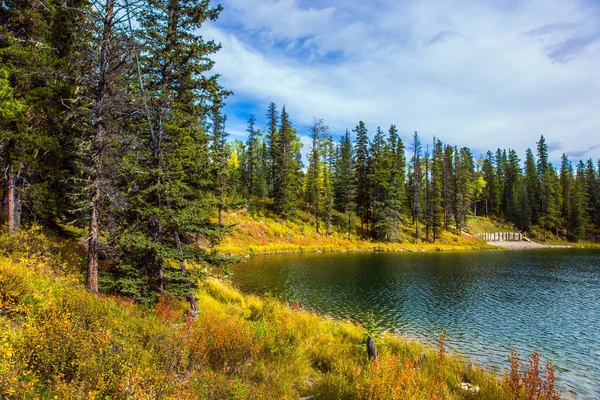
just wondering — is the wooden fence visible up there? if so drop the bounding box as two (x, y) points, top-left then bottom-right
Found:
(475, 232), (523, 242)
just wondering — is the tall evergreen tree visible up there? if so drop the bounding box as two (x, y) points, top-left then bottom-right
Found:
(354, 121), (370, 236)
(411, 132), (422, 242)
(443, 145), (455, 229)
(454, 147), (475, 233)
(307, 118), (327, 232)
(111, 0), (230, 308)
(244, 114), (260, 195)
(524, 148), (540, 226)
(272, 106), (301, 221)
(429, 139), (444, 241)
(334, 130), (355, 238)
(369, 127), (392, 240)
(388, 125), (406, 240)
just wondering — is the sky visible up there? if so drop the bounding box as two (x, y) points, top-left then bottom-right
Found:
(204, 0), (600, 163)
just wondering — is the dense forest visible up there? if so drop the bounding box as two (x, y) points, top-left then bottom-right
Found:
(2, 0), (600, 306)
(229, 107), (600, 245)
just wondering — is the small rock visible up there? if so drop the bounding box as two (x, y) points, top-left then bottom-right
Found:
(459, 382), (480, 394)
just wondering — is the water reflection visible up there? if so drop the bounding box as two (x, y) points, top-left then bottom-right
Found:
(230, 249), (600, 399)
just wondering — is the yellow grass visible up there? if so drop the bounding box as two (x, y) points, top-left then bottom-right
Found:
(217, 206), (494, 256)
(0, 227), (561, 399)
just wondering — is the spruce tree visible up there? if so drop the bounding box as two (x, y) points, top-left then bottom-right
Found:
(388, 125), (406, 240)
(369, 127), (393, 240)
(307, 118), (326, 232)
(334, 130), (355, 238)
(111, 0), (230, 308)
(354, 121), (370, 236)
(524, 148), (540, 226)
(410, 132), (422, 241)
(272, 106), (301, 221)
(443, 145), (455, 229)
(430, 139), (444, 241)
(244, 115), (259, 195)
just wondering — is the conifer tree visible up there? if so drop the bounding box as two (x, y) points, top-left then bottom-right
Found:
(571, 162), (587, 240)
(111, 0), (230, 308)
(537, 135), (551, 239)
(322, 131), (335, 235)
(443, 145), (455, 229)
(272, 106), (301, 221)
(481, 151), (497, 217)
(411, 132), (422, 241)
(454, 147), (475, 233)
(307, 118), (327, 232)
(354, 121), (370, 236)
(266, 102), (278, 196)
(334, 130), (355, 238)
(560, 154), (573, 236)
(369, 127), (393, 240)
(430, 139), (444, 241)
(244, 115), (259, 195)
(388, 125), (406, 240)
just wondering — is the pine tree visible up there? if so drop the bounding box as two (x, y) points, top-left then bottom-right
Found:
(560, 154), (573, 236)
(266, 102), (278, 197)
(322, 131), (335, 235)
(524, 148), (540, 226)
(354, 121), (370, 236)
(334, 130), (355, 238)
(307, 118), (327, 232)
(111, 0), (230, 308)
(571, 162), (587, 240)
(210, 98), (230, 226)
(272, 106), (301, 221)
(369, 127), (393, 240)
(454, 147), (475, 233)
(481, 151), (497, 217)
(430, 139), (444, 241)
(0, 0), (84, 235)
(388, 125), (406, 240)
(537, 135), (551, 239)
(244, 115), (260, 195)
(443, 145), (455, 229)
(411, 132), (422, 241)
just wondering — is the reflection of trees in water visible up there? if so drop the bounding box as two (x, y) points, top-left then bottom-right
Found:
(231, 250), (600, 399)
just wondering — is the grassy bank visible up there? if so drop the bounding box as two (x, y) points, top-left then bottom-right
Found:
(216, 206), (494, 256)
(0, 228), (560, 399)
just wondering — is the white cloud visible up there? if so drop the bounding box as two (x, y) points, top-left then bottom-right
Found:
(208, 0), (600, 162)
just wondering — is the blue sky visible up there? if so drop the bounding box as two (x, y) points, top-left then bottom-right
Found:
(204, 0), (600, 162)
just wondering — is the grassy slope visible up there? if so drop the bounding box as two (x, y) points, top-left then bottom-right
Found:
(466, 217), (600, 248)
(0, 228), (517, 399)
(217, 204), (494, 256)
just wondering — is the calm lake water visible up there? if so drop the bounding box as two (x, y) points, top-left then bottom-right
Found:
(230, 249), (600, 399)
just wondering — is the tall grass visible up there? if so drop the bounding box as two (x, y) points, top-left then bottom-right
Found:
(0, 227), (560, 399)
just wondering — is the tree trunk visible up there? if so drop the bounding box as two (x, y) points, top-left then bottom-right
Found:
(5, 162), (19, 235)
(87, 0), (114, 295)
(175, 231), (198, 313)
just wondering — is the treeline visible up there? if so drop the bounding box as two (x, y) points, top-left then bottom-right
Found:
(0, 0), (232, 306)
(228, 106), (600, 242)
(2, 0), (599, 305)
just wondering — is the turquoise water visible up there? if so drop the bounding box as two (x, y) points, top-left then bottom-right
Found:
(230, 249), (600, 399)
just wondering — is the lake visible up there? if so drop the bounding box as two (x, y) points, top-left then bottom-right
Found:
(230, 249), (600, 399)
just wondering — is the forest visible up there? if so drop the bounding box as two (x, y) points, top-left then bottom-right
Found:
(2, 0), (600, 304)
(1, 1), (592, 398)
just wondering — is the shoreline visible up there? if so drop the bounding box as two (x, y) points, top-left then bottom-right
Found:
(221, 239), (591, 258)
(486, 240), (573, 250)
(220, 242), (496, 257)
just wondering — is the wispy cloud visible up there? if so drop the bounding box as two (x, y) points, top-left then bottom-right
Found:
(207, 0), (600, 162)
(567, 144), (600, 158)
(426, 30), (461, 47)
